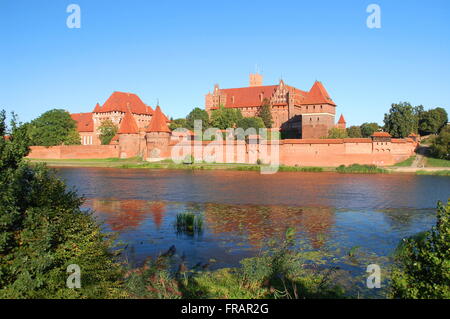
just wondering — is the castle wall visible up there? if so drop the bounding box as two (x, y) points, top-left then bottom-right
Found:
(28, 145), (119, 159)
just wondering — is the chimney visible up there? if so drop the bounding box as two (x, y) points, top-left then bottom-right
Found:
(249, 73), (263, 87)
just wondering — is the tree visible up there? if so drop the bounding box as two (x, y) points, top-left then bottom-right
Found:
(186, 107), (209, 131)
(169, 118), (187, 131)
(210, 105), (243, 130)
(326, 127), (348, 139)
(236, 117), (265, 131)
(390, 200), (450, 298)
(430, 125), (450, 160)
(0, 110), (125, 298)
(98, 119), (118, 145)
(360, 122), (380, 137)
(258, 98), (273, 128)
(383, 102), (418, 138)
(29, 109), (81, 146)
(418, 107), (448, 136)
(346, 125), (362, 138)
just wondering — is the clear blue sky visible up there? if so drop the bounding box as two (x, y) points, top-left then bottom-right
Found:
(1, 0), (449, 126)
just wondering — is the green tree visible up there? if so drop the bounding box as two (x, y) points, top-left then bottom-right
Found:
(418, 107), (448, 136)
(360, 122), (380, 137)
(186, 107), (209, 131)
(430, 125), (450, 160)
(383, 102), (418, 138)
(98, 119), (118, 145)
(390, 200), (450, 299)
(0, 110), (126, 299)
(169, 118), (187, 131)
(326, 127), (348, 139)
(346, 125), (362, 138)
(210, 105), (243, 130)
(258, 99), (273, 128)
(236, 117), (265, 131)
(29, 109), (81, 146)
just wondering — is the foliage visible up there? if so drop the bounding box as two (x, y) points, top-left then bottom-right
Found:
(0, 110), (126, 299)
(186, 107), (210, 131)
(336, 164), (388, 174)
(236, 117), (265, 131)
(175, 212), (203, 236)
(390, 200), (450, 299)
(28, 109), (81, 146)
(169, 118), (187, 131)
(346, 126), (362, 138)
(383, 102), (418, 138)
(98, 119), (118, 145)
(258, 98), (273, 128)
(430, 126), (450, 160)
(210, 105), (243, 130)
(327, 127), (348, 139)
(360, 122), (380, 138)
(418, 107), (448, 136)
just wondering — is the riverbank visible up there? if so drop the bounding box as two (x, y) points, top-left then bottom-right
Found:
(27, 157), (450, 175)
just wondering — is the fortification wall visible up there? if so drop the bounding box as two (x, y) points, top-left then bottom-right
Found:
(28, 145), (119, 159)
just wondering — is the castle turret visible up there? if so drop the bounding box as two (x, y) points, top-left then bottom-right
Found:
(337, 114), (346, 129)
(145, 105), (171, 161)
(118, 109), (140, 158)
(249, 73), (263, 87)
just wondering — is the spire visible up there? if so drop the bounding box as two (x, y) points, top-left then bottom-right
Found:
(338, 114), (346, 124)
(146, 106), (170, 133)
(118, 110), (139, 134)
(93, 103), (101, 113)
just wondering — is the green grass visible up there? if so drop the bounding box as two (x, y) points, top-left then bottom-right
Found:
(336, 164), (388, 174)
(425, 157), (450, 168)
(393, 156), (416, 167)
(416, 170), (450, 176)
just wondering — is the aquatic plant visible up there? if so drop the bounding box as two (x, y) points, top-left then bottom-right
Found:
(175, 212), (203, 235)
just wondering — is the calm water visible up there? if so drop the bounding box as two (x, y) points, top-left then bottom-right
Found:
(56, 167), (449, 294)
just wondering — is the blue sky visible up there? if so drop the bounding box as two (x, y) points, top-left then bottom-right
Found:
(0, 0), (449, 126)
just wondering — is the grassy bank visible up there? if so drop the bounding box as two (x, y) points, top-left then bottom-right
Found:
(336, 164), (389, 174)
(425, 157), (450, 167)
(393, 156), (416, 167)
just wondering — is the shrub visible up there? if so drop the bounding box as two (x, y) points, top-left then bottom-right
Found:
(390, 200), (450, 299)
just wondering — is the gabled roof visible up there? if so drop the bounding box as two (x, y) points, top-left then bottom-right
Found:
(118, 110), (139, 134)
(94, 91), (154, 115)
(338, 114), (346, 124)
(146, 106), (171, 133)
(71, 112), (94, 132)
(218, 85), (279, 108)
(299, 81), (336, 106)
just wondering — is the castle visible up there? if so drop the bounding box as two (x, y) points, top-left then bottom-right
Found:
(205, 73), (345, 138)
(28, 77), (419, 166)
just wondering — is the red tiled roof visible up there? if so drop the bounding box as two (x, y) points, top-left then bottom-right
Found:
(71, 112), (94, 132)
(338, 114), (346, 124)
(372, 131), (391, 137)
(118, 110), (139, 134)
(343, 138), (372, 143)
(94, 91), (153, 115)
(219, 85), (279, 108)
(299, 81), (336, 106)
(146, 106), (170, 133)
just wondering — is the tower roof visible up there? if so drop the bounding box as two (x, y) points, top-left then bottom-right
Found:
(118, 110), (139, 134)
(338, 114), (346, 124)
(299, 81), (336, 106)
(71, 112), (94, 132)
(94, 91), (154, 115)
(146, 106), (170, 133)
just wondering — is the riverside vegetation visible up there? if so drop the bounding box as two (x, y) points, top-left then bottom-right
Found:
(1, 110), (449, 299)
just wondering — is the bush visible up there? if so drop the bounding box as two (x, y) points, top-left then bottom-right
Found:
(336, 164), (387, 174)
(0, 111), (125, 298)
(430, 126), (450, 160)
(390, 200), (450, 299)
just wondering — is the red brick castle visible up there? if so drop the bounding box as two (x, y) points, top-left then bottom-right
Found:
(205, 73), (344, 138)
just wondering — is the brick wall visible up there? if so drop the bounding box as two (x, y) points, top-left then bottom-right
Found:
(28, 145), (119, 159)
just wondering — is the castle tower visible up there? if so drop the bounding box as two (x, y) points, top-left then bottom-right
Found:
(118, 109), (140, 158)
(249, 73), (263, 87)
(145, 105), (171, 161)
(300, 81), (337, 139)
(337, 114), (346, 129)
